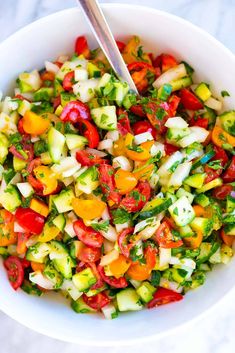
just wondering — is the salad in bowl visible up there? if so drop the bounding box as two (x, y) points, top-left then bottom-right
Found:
(0, 34), (234, 320)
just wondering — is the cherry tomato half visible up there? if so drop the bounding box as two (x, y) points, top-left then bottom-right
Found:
(212, 185), (233, 200)
(132, 120), (157, 140)
(117, 108), (132, 135)
(76, 150), (107, 166)
(99, 164), (121, 205)
(73, 219), (104, 248)
(164, 143), (179, 156)
(154, 222), (183, 248)
(147, 287), (183, 308)
(98, 265), (128, 288)
(83, 292), (110, 310)
(127, 246), (157, 281)
(116, 40), (126, 53)
(62, 71), (75, 91)
(78, 246), (101, 263)
(130, 104), (146, 117)
(211, 145), (228, 166)
(180, 88), (204, 110)
(75, 35), (90, 58)
(4, 256), (24, 290)
(223, 156), (235, 183)
(204, 165), (222, 183)
(15, 207), (45, 235)
(117, 227), (135, 258)
(60, 101), (91, 123)
(190, 116), (208, 129)
(120, 181), (151, 212)
(78, 119), (100, 149)
(114, 169), (137, 195)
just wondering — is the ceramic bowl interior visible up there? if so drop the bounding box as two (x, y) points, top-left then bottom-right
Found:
(0, 4), (235, 346)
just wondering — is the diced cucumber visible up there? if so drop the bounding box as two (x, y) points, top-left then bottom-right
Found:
(65, 134), (88, 150)
(52, 214), (66, 231)
(220, 244), (233, 264)
(166, 192), (177, 204)
(170, 76), (192, 91)
(72, 268), (97, 292)
(96, 73), (112, 95)
(49, 240), (76, 279)
(34, 87), (54, 102)
(195, 83), (211, 102)
(138, 198), (172, 220)
(60, 92), (77, 107)
(223, 213), (235, 224)
(0, 247), (9, 257)
(163, 268), (188, 284)
(71, 297), (96, 313)
(87, 62), (101, 78)
(86, 285), (108, 297)
(136, 282), (156, 303)
(226, 195), (235, 213)
(190, 217), (213, 238)
(209, 247), (221, 264)
(122, 92), (137, 110)
(70, 240), (83, 259)
(16, 182), (34, 198)
(176, 188), (194, 204)
(191, 149), (215, 170)
(219, 110), (235, 136)
(110, 82), (129, 106)
(48, 127), (66, 163)
(43, 262), (63, 289)
(0, 185), (21, 212)
(197, 242), (220, 264)
(91, 106), (117, 131)
(18, 70), (41, 92)
(0, 133), (9, 164)
(194, 194), (210, 207)
(54, 79), (64, 97)
(179, 224), (195, 238)
(166, 127), (190, 146)
(169, 196), (195, 226)
(184, 173), (206, 189)
(75, 166), (99, 194)
(26, 243), (50, 263)
(17, 99), (32, 116)
(202, 107), (216, 129)
(196, 178), (223, 194)
(117, 288), (143, 312)
(53, 189), (75, 213)
(73, 79), (99, 103)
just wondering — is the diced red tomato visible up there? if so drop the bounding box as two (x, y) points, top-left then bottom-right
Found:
(60, 101), (91, 123)
(87, 262), (105, 290)
(211, 145), (228, 167)
(17, 119), (26, 134)
(117, 108), (132, 135)
(132, 120), (157, 140)
(117, 227), (135, 258)
(98, 164), (121, 205)
(190, 116), (208, 129)
(127, 61), (154, 72)
(27, 174), (44, 194)
(153, 54), (177, 73)
(167, 95), (181, 117)
(120, 181), (151, 212)
(62, 71), (75, 91)
(4, 256), (24, 290)
(83, 292), (110, 310)
(154, 222), (183, 248)
(130, 104), (146, 117)
(116, 40), (126, 53)
(212, 185), (233, 199)
(53, 96), (61, 109)
(78, 247), (101, 263)
(76, 150), (107, 166)
(73, 220), (104, 248)
(164, 143), (179, 156)
(144, 245), (157, 269)
(21, 258), (30, 269)
(222, 156), (235, 183)
(75, 35), (90, 58)
(78, 119), (100, 149)
(146, 101), (168, 134)
(204, 165), (222, 183)
(15, 207), (45, 235)
(180, 89), (204, 110)
(147, 287), (183, 308)
(98, 265), (128, 288)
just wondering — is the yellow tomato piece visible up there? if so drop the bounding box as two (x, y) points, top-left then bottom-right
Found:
(114, 169), (137, 194)
(22, 111), (50, 135)
(113, 136), (127, 157)
(72, 198), (106, 220)
(212, 126), (235, 148)
(38, 223), (60, 242)
(0, 209), (17, 246)
(122, 36), (140, 64)
(30, 198), (49, 217)
(108, 254), (131, 278)
(125, 133), (153, 161)
(31, 262), (45, 272)
(183, 231), (203, 249)
(34, 166), (58, 195)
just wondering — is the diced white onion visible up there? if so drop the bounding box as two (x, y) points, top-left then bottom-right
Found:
(178, 132), (198, 148)
(101, 225), (117, 242)
(168, 161), (192, 188)
(189, 126), (209, 142)
(57, 55), (69, 63)
(98, 139), (113, 150)
(101, 303), (117, 320)
(158, 151), (183, 176)
(61, 279), (82, 301)
(159, 247), (171, 268)
(64, 220), (76, 238)
(134, 132), (153, 145)
(74, 68), (88, 81)
(16, 182), (34, 198)
(153, 64), (187, 89)
(9, 173), (21, 185)
(86, 148), (107, 157)
(205, 97), (222, 111)
(165, 116), (188, 129)
(169, 256), (181, 265)
(101, 207), (111, 221)
(29, 271), (54, 290)
(115, 221), (130, 233)
(129, 279), (142, 289)
(67, 211), (77, 221)
(100, 249), (119, 266)
(45, 61), (60, 74)
(63, 176), (74, 186)
(62, 165), (81, 178)
(149, 172), (159, 189)
(112, 156), (132, 171)
(139, 221), (161, 240)
(106, 130), (119, 141)
(31, 136), (40, 143)
(26, 236), (39, 247)
(160, 278), (183, 293)
(150, 142), (165, 157)
(103, 239), (115, 253)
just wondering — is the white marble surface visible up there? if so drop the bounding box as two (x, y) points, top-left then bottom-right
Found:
(1, 0), (235, 352)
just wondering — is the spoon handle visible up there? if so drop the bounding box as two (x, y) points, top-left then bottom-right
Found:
(77, 0), (138, 94)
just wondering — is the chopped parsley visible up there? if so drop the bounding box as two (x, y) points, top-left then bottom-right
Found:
(207, 159), (223, 170)
(221, 90), (230, 97)
(91, 220), (110, 232)
(111, 208), (132, 224)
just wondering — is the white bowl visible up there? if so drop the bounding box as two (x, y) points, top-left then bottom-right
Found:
(0, 4), (235, 346)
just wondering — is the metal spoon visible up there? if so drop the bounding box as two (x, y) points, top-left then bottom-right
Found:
(77, 0), (138, 94)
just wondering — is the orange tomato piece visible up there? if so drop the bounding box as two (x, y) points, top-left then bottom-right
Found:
(127, 262), (151, 281)
(40, 71), (55, 81)
(30, 198), (49, 217)
(212, 126), (235, 148)
(34, 166), (58, 195)
(183, 231), (203, 249)
(22, 111), (50, 135)
(220, 229), (234, 247)
(193, 205), (205, 217)
(125, 133), (153, 161)
(0, 209), (17, 246)
(113, 136), (127, 157)
(108, 254), (131, 278)
(114, 169), (137, 194)
(31, 262), (45, 272)
(72, 198), (106, 220)
(133, 162), (155, 180)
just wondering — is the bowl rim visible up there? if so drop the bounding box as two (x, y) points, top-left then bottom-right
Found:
(0, 3), (235, 346)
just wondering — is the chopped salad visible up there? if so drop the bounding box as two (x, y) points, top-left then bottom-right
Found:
(0, 35), (235, 319)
